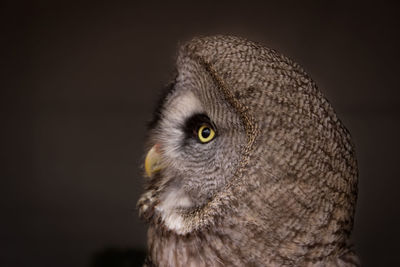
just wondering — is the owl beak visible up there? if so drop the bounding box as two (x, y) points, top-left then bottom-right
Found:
(144, 144), (163, 178)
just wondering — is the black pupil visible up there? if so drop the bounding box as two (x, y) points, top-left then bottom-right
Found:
(201, 127), (211, 138)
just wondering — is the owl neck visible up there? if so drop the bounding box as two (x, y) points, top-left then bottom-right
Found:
(147, 220), (359, 266)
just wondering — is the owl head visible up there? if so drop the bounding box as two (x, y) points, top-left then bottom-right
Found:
(138, 35), (358, 262)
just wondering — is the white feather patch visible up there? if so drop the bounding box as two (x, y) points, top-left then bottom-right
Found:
(160, 90), (204, 162)
(156, 91), (202, 233)
(156, 187), (192, 233)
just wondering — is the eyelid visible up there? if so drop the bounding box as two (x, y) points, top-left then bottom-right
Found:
(183, 113), (216, 139)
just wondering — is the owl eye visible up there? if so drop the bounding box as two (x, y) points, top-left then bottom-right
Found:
(197, 125), (215, 143)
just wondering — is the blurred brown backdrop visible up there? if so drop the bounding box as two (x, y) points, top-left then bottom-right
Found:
(1, 1), (399, 266)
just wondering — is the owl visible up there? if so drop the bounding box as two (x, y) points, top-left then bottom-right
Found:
(138, 35), (359, 266)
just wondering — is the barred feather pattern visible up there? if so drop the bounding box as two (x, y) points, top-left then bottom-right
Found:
(138, 35), (359, 266)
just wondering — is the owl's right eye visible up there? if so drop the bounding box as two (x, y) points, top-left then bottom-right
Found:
(197, 125), (216, 143)
(183, 113), (217, 144)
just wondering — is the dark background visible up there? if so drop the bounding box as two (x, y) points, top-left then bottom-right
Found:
(2, 1), (399, 266)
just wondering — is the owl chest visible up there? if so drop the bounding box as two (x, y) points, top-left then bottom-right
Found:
(147, 226), (234, 267)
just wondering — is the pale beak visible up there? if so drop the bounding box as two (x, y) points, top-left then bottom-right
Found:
(144, 144), (163, 178)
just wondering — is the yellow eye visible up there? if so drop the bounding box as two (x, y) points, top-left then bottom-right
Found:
(197, 125), (215, 143)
